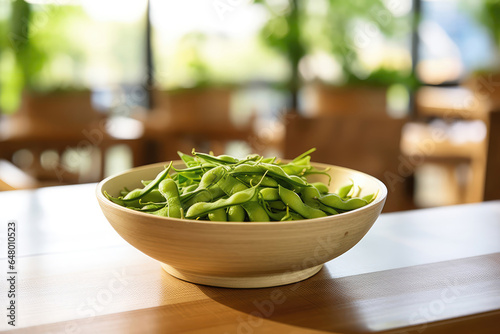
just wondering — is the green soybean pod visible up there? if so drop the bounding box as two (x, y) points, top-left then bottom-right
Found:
(193, 151), (238, 165)
(123, 162), (172, 201)
(217, 173), (248, 196)
(228, 205), (246, 222)
(183, 185), (226, 209)
(199, 165), (225, 188)
(281, 164), (306, 176)
(318, 193), (368, 211)
(141, 189), (167, 203)
(260, 187), (280, 201)
(278, 185), (327, 219)
(237, 174), (278, 188)
(362, 192), (378, 203)
(242, 202), (270, 222)
(337, 183), (354, 198)
(268, 200), (286, 211)
(216, 154), (239, 163)
(182, 184), (198, 195)
(311, 182), (329, 195)
(177, 151), (198, 167)
(137, 203), (166, 212)
(158, 179), (182, 218)
(208, 208), (227, 221)
(185, 186), (258, 219)
(300, 186), (321, 209)
(262, 202), (287, 221)
(319, 203), (338, 215)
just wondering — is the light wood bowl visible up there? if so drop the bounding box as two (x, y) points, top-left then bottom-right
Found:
(96, 161), (387, 288)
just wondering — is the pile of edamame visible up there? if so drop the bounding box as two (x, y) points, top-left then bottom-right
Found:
(105, 148), (377, 222)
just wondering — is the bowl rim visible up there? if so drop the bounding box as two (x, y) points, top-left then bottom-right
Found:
(96, 160), (387, 226)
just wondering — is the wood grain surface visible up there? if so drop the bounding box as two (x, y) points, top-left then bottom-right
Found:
(1, 184), (500, 333)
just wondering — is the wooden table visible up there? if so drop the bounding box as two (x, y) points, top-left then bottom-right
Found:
(1, 184), (500, 333)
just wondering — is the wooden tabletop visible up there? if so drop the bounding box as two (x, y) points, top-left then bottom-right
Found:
(1, 184), (500, 333)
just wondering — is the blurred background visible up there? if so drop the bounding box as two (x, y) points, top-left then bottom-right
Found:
(0, 0), (499, 212)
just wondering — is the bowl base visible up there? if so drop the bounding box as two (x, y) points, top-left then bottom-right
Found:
(161, 263), (323, 288)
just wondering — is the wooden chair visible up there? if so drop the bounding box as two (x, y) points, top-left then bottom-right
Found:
(283, 113), (414, 212)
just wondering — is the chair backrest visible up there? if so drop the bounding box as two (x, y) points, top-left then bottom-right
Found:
(284, 113), (413, 212)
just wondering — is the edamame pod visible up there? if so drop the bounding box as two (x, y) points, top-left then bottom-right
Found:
(318, 193), (368, 211)
(228, 205), (246, 222)
(337, 183), (353, 198)
(278, 185), (327, 219)
(208, 208), (227, 221)
(158, 179), (182, 218)
(242, 202), (270, 222)
(311, 182), (329, 194)
(185, 186), (259, 219)
(260, 188), (280, 201)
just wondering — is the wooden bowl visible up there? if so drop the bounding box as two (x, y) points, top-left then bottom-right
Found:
(96, 161), (387, 288)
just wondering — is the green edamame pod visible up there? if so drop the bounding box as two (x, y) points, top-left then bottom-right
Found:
(181, 166), (225, 202)
(158, 179), (182, 218)
(228, 205), (246, 222)
(318, 193), (368, 211)
(141, 189), (166, 203)
(261, 157), (276, 163)
(319, 203), (338, 215)
(183, 185), (226, 208)
(362, 191), (378, 203)
(237, 175), (278, 188)
(260, 188), (280, 201)
(178, 151), (198, 167)
(216, 155), (239, 163)
(217, 173), (248, 196)
(278, 185), (327, 219)
(124, 162), (172, 201)
(138, 203), (166, 212)
(281, 164), (307, 176)
(141, 180), (152, 187)
(105, 163), (172, 206)
(311, 182), (329, 194)
(198, 165), (226, 189)
(242, 202), (270, 222)
(300, 186), (321, 209)
(182, 184), (198, 194)
(185, 186), (259, 218)
(230, 164), (308, 189)
(268, 200), (286, 211)
(208, 208), (227, 221)
(261, 201), (288, 221)
(193, 151), (238, 165)
(337, 183), (354, 198)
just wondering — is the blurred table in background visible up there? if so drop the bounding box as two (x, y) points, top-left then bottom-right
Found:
(401, 86), (500, 206)
(0, 92), (146, 189)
